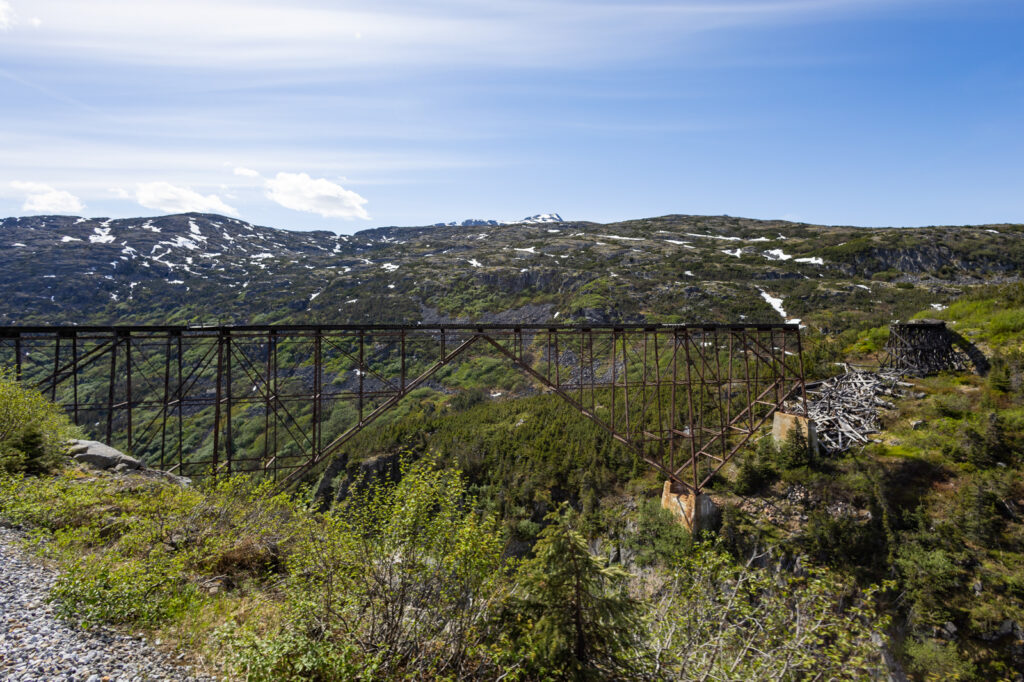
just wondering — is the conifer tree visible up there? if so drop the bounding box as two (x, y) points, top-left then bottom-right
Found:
(507, 504), (644, 680)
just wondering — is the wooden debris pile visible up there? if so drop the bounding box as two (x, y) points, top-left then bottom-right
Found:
(788, 366), (913, 455)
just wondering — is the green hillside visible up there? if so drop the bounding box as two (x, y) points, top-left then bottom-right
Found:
(2, 213), (1024, 678)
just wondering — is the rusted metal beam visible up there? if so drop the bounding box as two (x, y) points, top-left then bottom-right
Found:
(0, 323), (804, 494)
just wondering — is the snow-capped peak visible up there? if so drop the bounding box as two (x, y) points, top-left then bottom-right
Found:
(516, 213), (563, 224)
(435, 218), (507, 227)
(433, 213), (564, 228)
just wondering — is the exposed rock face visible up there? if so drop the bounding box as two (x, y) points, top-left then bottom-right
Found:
(68, 440), (143, 471)
(835, 244), (1023, 279)
(315, 451), (406, 508)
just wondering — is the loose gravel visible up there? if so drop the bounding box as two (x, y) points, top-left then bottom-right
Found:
(0, 527), (216, 682)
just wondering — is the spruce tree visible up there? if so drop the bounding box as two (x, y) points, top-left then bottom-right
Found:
(508, 504), (644, 680)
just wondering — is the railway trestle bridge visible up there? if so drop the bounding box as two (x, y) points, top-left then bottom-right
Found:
(0, 323), (806, 494)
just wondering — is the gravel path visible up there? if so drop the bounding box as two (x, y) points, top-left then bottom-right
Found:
(0, 527), (216, 682)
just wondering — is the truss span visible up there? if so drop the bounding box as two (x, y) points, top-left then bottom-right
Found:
(0, 324), (806, 494)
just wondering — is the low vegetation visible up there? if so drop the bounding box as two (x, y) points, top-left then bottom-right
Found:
(2, 284), (1024, 679)
(0, 456), (888, 680)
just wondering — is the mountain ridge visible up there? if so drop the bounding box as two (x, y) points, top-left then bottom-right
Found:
(2, 211), (1022, 329)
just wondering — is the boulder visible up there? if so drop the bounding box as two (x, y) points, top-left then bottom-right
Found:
(68, 440), (143, 471)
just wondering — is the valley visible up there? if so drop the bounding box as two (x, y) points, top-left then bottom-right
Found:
(2, 211), (1024, 679)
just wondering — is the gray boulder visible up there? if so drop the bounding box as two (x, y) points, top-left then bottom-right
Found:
(68, 440), (143, 471)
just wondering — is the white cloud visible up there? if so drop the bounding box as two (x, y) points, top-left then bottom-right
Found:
(265, 172), (369, 220)
(10, 181), (85, 213)
(134, 181), (238, 216)
(234, 166), (261, 178)
(0, 1), (13, 30)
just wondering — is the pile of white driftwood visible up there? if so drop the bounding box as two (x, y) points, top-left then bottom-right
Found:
(789, 366), (913, 455)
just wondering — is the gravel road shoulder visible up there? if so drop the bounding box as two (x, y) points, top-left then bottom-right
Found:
(0, 526), (216, 682)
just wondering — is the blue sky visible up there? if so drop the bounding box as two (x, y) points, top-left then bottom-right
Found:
(1, 0), (1022, 233)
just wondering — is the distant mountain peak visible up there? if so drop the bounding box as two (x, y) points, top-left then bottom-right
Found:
(434, 218), (506, 227)
(433, 213), (563, 227)
(515, 213), (563, 224)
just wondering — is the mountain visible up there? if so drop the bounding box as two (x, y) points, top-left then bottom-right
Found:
(0, 212), (1022, 328)
(433, 213), (563, 227)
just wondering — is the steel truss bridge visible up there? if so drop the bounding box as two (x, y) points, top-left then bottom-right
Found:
(0, 324), (806, 494)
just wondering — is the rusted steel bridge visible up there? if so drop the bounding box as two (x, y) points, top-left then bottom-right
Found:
(0, 323), (806, 494)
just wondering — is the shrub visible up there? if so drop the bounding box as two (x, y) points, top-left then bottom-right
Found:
(647, 539), (890, 679)
(902, 638), (976, 681)
(620, 498), (692, 567)
(50, 554), (199, 627)
(232, 455), (507, 680)
(733, 451), (773, 495)
(0, 367), (79, 475)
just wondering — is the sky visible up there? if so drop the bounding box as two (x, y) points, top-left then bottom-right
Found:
(1, 0), (1022, 233)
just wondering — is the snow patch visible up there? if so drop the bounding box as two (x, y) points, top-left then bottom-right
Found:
(687, 232), (741, 241)
(758, 288), (801, 325)
(188, 220), (208, 241)
(794, 256), (824, 265)
(89, 226), (115, 244)
(467, 259), (483, 268)
(762, 249), (792, 261)
(380, 262), (399, 272)
(60, 235), (82, 243)
(157, 236), (199, 251)
(599, 234), (644, 241)
(722, 248), (743, 258)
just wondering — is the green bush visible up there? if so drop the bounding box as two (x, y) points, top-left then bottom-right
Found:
(233, 455), (507, 680)
(0, 367), (79, 475)
(647, 539), (890, 679)
(733, 449), (774, 495)
(50, 554), (199, 627)
(903, 638), (976, 681)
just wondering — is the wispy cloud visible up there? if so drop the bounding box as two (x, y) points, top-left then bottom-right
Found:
(1, 0), (926, 69)
(0, 1), (13, 30)
(10, 180), (84, 213)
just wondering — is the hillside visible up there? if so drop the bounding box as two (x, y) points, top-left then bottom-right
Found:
(2, 212), (1023, 329)
(3, 213), (1024, 678)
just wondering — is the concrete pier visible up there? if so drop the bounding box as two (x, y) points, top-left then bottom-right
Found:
(661, 480), (719, 534)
